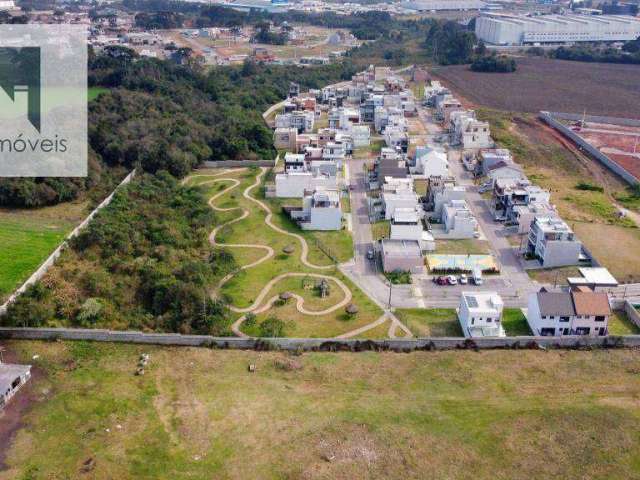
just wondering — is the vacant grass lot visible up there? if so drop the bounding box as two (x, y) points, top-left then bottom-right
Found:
(4, 340), (640, 480)
(0, 203), (87, 303)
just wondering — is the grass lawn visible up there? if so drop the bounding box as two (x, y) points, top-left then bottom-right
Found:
(395, 308), (462, 337)
(186, 169), (376, 338)
(6, 340), (640, 479)
(88, 87), (109, 102)
(608, 310), (640, 335)
(0, 202), (87, 303)
(502, 308), (533, 336)
(352, 318), (390, 339)
(435, 238), (491, 255)
(527, 266), (582, 286)
(371, 220), (390, 241)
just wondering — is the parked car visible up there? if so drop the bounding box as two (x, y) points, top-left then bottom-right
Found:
(459, 274), (468, 285)
(472, 268), (483, 285)
(435, 276), (448, 285)
(447, 275), (458, 285)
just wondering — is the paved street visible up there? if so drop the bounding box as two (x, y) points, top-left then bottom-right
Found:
(341, 104), (545, 310)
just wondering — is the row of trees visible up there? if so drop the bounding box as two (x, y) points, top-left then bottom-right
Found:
(548, 43), (640, 65)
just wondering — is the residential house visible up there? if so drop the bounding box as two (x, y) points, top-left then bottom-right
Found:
(412, 147), (449, 178)
(289, 187), (342, 230)
(443, 200), (478, 239)
(377, 156), (408, 180)
(450, 110), (492, 150)
(457, 292), (506, 338)
(486, 162), (525, 185)
(431, 182), (466, 217)
(380, 239), (424, 273)
(479, 149), (513, 175)
(275, 110), (315, 133)
(382, 189), (420, 220)
(492, 179), (551, 222)
(284, 152), (306, 172)
(567, 268), (619, 292)
(527, 216), (582, 268)
(274, 127), (297, 151)
(390, 208), (423, 242)
(526, 288), (611, 336)
(512, 202), (557, 234)
(0, 362), (31, 411)
(275, 171), (337, 198)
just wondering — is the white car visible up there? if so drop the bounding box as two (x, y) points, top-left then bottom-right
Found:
(459, 274), (468, 285)
(447, 275), (458, 285)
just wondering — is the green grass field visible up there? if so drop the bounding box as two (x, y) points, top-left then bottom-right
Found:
(88, 87), (109, 102)
(187, 169), (377, 338)
(0, 203), (87, 303)
(4, 340), (640, 479)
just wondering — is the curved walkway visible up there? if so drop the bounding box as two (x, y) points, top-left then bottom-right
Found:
(189, 167), (399, 339)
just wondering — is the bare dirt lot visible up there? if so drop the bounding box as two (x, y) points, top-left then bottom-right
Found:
(432, 57), (640, 118)
(571, 121), (640, 180)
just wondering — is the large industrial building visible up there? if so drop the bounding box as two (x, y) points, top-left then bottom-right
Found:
(401, 0), (486, 12)
(475, 13), (640, 45)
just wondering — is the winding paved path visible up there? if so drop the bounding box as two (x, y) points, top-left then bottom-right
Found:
(188, 168), (362, 338)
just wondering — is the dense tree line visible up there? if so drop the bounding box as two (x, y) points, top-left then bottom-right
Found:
(549, 44), (640, 64)
(134, 11), (184, 29)
(3, 173), (237, 335)
(1, 45), (354, 208)
(424, 20), (477, 65)
(471, 54), (517, 73)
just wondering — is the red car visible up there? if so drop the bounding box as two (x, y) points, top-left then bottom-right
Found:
(435, 276), (448, 285)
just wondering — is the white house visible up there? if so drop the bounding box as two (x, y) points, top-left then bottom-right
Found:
(382, 190), (420, 220)
(432, 184), (466, 218)
(526, 288), (611, 337)
(348, 124), (371, 147)
(412, 148), (449, 178)
(512, 202), (556, 234)
(275, 111), (315, 133)
(390, 208), (423, 242)
(450, 111), (491, 149)
(457, 292), (506, 338)
(289, 187), (342, 230)
(275, 172), (337, 198)
(284, 152), (306, 173)
(322, 142), (346, 164)
(526, 216), (582, 268)
(0, 363), (31, 410)
(443, 200), (478, 238)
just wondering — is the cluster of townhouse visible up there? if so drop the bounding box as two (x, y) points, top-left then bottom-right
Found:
(427, 82), (585, 269)
(269, 82), (354, 231)
(457, 267), (618, 339)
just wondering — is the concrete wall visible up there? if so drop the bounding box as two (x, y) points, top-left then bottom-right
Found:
(539, 111), (639, 186)
(0, 170), (137, 317)
(201, 160), (276, 168)
(624, 300), (640, 329)
(1, 327), (639, 350)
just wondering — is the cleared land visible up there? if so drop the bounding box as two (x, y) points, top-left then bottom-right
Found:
(432, 57), (640, 119)
(0, 202), (88, 304)
(566, 120), (640, 181)
(3, 340), (640, 479)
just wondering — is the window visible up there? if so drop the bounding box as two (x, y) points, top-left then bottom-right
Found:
(486, 318), (492, 323)
(575, 327), (590, 335)
(595, 316), (605, 322)
(471, 318), (475, 325)
(560, 316), (570, 322)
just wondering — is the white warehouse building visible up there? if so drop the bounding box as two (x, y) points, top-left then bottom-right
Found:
(475, 13), (640, 46)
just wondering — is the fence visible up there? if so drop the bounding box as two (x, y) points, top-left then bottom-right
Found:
(201, 160), (276, 168)
(1, 327), (639, 351)
(539, 111), (639, 185)
(0, 170), (137, 317)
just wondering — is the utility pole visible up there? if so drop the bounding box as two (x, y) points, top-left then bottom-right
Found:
(388, 281), (392, 309)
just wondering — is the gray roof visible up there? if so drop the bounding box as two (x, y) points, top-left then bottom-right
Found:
(536, 291), (575, 317)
